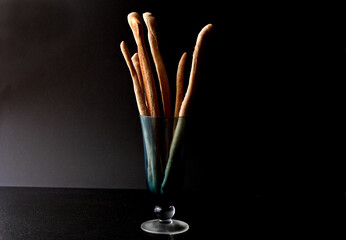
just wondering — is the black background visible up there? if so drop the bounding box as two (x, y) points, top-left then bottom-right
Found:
(0, 0), (345, 204)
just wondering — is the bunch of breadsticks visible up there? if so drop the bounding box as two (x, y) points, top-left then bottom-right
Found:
(121, 12), (212, 117)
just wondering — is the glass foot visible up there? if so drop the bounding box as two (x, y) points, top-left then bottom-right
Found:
(141, 219), (189, 235)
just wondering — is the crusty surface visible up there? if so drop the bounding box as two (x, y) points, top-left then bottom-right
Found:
(120, 41), (149, 116)
(143, 12), (171, 117)
(179, 24), (213, 116)
(128, 12), (159, 116)
(131, 53), (147, 108)
(174, 52), (187, 117)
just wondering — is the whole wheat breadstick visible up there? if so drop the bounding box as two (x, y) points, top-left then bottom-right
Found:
(131, 53), (146, 103)
(179, 24), (213, 116)
(174, 52), (188, 117)
(128, 12), (159, 116)
(120, 41), (149, 116)
(143, 12), (171, 117)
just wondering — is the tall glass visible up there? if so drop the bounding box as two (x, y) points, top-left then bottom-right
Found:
(139, 115), (189, 235)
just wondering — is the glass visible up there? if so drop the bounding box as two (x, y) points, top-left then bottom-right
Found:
(139, 115), (189, 235)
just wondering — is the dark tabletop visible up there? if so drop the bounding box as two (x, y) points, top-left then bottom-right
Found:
(0, 187), (222, 240)
(0, 187), (344, 239)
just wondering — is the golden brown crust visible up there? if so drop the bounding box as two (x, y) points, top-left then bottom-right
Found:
(179, 24), (213, 116)
(128, 12), (159, 116)
(174, 52), (187, 117)
(143, 12), (171, 117)
(120, 41), (149, 116)
(131, 53), (146, 107)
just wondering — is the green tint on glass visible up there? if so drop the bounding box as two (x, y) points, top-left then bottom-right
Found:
(139, 116), (187, 195)
(140, 116), (189, 235)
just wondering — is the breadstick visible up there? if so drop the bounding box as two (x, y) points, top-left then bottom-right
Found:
(143, 12), (171, 117)
(179, 24), (213, 116)
(174, 52), (187, 117)
(120, 41), (149, 116)
(128, 12), (159, 116)
(131, 53), (146, 104)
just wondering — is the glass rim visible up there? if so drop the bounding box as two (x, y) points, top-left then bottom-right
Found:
(139, 115), (187, 119)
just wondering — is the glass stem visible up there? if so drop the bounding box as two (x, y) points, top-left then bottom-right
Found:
(154, 205), (175, 224)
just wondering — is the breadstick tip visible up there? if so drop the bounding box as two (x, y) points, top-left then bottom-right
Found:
(127, 12), (141, 26)
(206, 23), (213, 29)
(143, 12), (157, 30)
(199, 24), (213, 36)
(132, 52), (138, 58)
(143, 12), (153, 18)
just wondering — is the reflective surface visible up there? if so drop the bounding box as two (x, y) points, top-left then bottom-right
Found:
(140, 116), (188, 235)
(141, 219), (189, 235)
(140, 116), (186, 196)
(0, 187), (342, 239)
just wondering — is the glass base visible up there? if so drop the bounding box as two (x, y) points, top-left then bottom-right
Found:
(141, 219), (189, 235)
